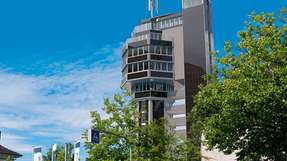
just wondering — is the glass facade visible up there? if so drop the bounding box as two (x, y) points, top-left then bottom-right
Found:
(127, 45), (172, 58)
(132, 80), (173, 93)
(127, 61), (173, 73)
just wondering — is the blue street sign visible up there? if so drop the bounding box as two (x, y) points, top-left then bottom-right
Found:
(89, 129), (100, 144)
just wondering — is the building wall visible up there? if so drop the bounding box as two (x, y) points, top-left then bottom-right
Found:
(161, 25), (185, 81)
(0, 154), (16, 161)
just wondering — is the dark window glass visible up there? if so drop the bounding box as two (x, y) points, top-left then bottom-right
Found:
(143, 82), (146, 91)
(139, 47), (143, 55)
(150, 82), (154, 90)
(147, 82), (150, 90)
(167, 47), (172, 55)
(150, 62), (154, 70)
(144, 62), (148, 70)
(162, 46), (167, 55)
(162, 63), (167, 71)
(136, 84), (139, 91)
(150, 46), (155, 53)
(163, 84), (167, 91)
(156, 46), (161, 54)
(139, 62), (143, 71)
(168, 63), (172, 71)
(134, 48), (138, 56)
(128, 64), (133, 72)
(139, 83), (143, 91)
(156, 62), (161, 70)
(128, 49), (133, 57)
(134, 63), (138, 72)
(144, 46), (149, 54)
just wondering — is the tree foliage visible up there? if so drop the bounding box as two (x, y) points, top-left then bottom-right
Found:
(192, 9), (287, 161)
(5, 156), (12, 161)
(84, 90), (195, 161)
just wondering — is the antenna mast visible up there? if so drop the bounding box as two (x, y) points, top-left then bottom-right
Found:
(148, 0), (158, 18)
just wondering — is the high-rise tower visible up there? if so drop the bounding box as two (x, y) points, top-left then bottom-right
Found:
(121, 1), (237, 160)
(122, 0), (213, 138)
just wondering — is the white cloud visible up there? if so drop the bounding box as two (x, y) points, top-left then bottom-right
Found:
(1, 133), (32, 153)
(0, 44), (122, 155)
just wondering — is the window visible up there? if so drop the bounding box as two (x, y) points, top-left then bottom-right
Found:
(156, 46), (161, 54)
(169, 19), (173, 27)
(139, 62), (143, 71)
(144, 62), (148, 70)
(167, 47), (172, 55)
(156, 62), (161, 70)
(133, 63), (138, 72)
(139, 82), (143, 91)
(150, 62), (155, 70)
(163, 84), (167, 91)
(134, 48), (138, 56)
(136, 84), (139, 92)
(144, 46), (149, 54)
(178, 17), (183, 24)
(160, 21), (164, 29)
(143, 82), (146, 91)
(147, 82), (150, 90)
(128, 49), (133, 57)
(128, 64), (133, 72)
(150, 46), (155, 53)
(162, 46), (167, 55)
(174, 18), (178, 26)
(162, 63), (167, 71)
(164, 20), (168, 28)
(139, 47), (143, 55)
(150, 82), (155, 90)
(168, 63), (173, 71)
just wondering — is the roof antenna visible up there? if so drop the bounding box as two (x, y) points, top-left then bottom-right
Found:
(148, 0), (158, 18)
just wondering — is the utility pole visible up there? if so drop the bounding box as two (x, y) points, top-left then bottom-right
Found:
(130, 147), (132, 161)
(51, 150), (54, 161)
(64, 143), (67, 161)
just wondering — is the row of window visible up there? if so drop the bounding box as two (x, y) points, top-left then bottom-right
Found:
(128, 45), (172, 57)
(153, 16), (183, 30)
(132, 81), (174, 93)
(128, 61), (173, 73)
(132, 16), (183, 34)
(131, 32), (162, 43)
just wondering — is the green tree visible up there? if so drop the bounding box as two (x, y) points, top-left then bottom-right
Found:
(192, 9), (287, 161)
(83, 90), (193, 161)
(43, 143), (74, 161)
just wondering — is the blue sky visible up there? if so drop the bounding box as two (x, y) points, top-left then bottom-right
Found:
(0, 0), (286, 161)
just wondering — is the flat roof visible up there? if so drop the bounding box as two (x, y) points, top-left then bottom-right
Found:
(140, 12), (182, 24)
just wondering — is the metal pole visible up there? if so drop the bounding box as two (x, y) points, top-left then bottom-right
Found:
(51, 149), (54, 161)
(64, 143), (67, 161)
(130, 147), (132, 161)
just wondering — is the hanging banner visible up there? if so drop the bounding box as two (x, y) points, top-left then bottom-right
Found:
(33, 147), (43, 161)
(74, 141), (80, 161)
(88, 129), (100, 144)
